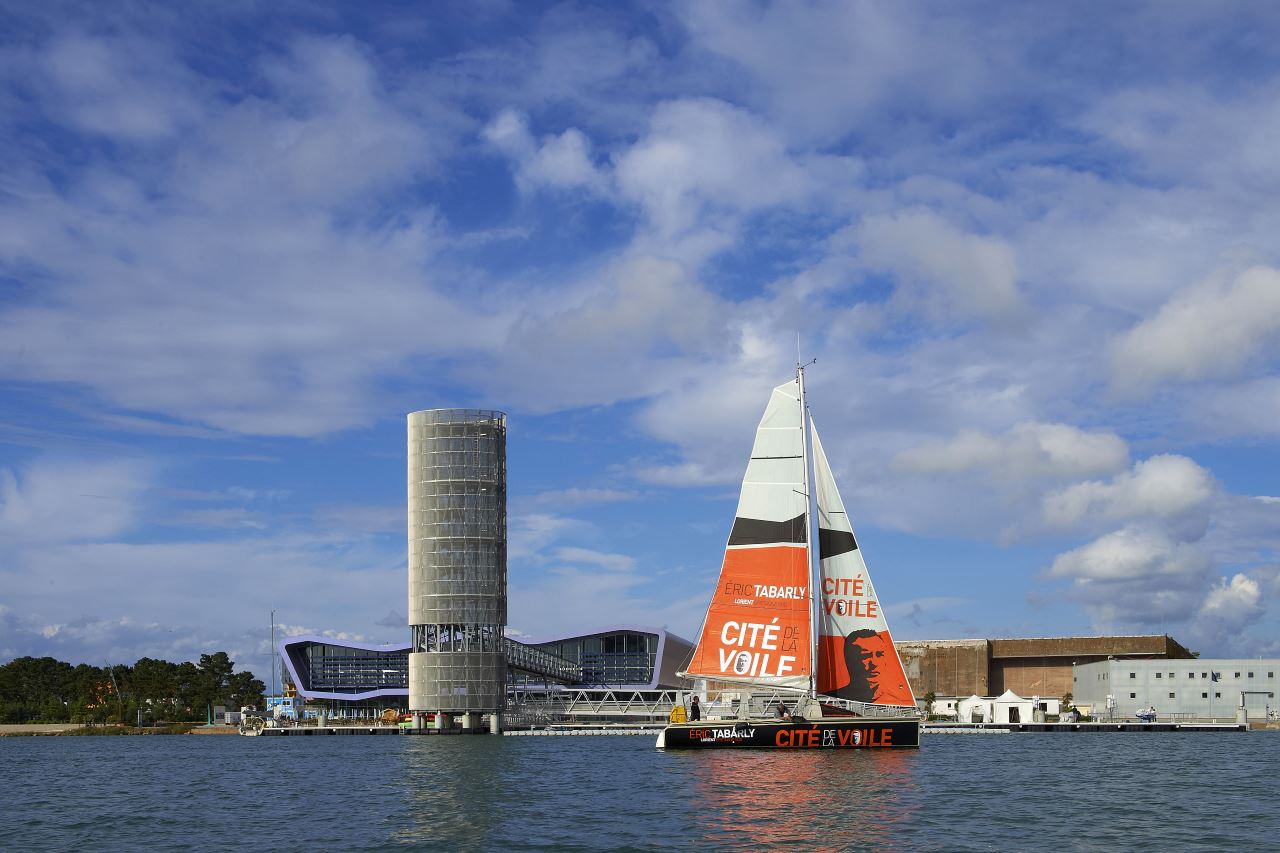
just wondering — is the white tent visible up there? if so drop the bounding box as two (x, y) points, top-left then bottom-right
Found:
(957, 694), (992, 723)
(992, 689), (1034, 724)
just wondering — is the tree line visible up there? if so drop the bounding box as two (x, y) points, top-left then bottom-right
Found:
(0, 652), (266, 724)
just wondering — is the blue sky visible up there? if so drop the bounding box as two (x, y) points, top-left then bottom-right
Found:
(3, 1), (1280, 675)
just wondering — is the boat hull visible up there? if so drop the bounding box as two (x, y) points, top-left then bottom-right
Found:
(656, 717), (920, 750)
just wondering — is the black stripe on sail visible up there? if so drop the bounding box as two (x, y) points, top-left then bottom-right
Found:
(727, 513), (807, 546)
(819, 527), (858, 558)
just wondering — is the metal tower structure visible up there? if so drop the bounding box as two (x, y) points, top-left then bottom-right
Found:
(407, 408), (507, 731)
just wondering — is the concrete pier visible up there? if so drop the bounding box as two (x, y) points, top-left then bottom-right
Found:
(257, 726), (491, 736)
(924, 722), (1246, 733)
(502, 722), (666, 736)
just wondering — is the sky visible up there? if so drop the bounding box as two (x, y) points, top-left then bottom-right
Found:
(2, 1), (1280, 677)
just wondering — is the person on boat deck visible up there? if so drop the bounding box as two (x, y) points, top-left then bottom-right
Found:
(775, 701), (791, 720)
(689, 695), (701, 722)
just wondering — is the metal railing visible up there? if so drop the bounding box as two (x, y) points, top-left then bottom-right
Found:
(505, 688), (921, 727)
(503, 639), (581, 683)
(508, 688), (680, 723)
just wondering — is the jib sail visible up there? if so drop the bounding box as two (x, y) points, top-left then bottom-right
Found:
(811, 423), (915, 707)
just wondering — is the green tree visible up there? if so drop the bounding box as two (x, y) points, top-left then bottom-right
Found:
(199, 652), (234, 693)
(132, 657), (179, 719)
(0, 657), (80, 721)
(40, 696), (68, 722)
(226, 670), (266, 708)
(174, 662), (203, 718)
(0, 650), (270, 723)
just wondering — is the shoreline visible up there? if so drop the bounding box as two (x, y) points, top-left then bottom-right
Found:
(0, 723), (237, 737)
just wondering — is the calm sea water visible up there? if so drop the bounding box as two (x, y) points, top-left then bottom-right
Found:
(1, 731), (1276, 851)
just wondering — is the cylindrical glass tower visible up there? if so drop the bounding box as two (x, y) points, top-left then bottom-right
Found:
(407, 409), (507, 715)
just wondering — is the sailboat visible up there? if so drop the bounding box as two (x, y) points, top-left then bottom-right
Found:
(656, 366), (920, 749)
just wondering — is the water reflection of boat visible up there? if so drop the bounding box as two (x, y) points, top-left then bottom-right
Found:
(658, 366), (920, 750)
(686, 747), (918, 848)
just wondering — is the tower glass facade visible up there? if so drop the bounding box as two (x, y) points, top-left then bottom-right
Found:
(407, 408), (507, 713)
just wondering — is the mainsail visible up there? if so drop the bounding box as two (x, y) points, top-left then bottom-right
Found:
(811, 423), (916, 707)
(680, 380), (812, 690)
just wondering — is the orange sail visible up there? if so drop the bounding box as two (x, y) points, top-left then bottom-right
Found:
(680, 380), (812, 689)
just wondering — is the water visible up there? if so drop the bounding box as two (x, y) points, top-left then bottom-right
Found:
(1, 732), (1276, 851)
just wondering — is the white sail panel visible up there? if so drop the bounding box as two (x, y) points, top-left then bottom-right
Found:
(811, 423), (916, 707)
(680, 379), (811, 689)
(732, 380), (807, 531)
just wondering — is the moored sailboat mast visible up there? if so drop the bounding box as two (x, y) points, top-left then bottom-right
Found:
(796, 357), (818, 702)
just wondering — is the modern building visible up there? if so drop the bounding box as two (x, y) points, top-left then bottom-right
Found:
(407, 408), (508, 729)
(277, 637), (412, 718)
(279, 626), (694, 720)
(510, 627), (693, 691)
(1073, 658), (1280, 721)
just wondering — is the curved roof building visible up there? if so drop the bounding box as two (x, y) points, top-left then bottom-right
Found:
(279, 626), (694, 707)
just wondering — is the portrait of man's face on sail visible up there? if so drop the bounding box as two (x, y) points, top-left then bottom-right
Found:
(817, 629), (914, 706)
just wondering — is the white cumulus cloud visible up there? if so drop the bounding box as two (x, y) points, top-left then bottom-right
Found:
(1049, 526), (1207, 583)
(856, 209), (1022, 324)
(1189, 573), (1266, 651)
(1048, 526), (1215, 630)
(476, 254), (729, 411)
(893, 421), (1128, 481)
(484, 109), (605, 193)
(0, 457), (151, 544)
(614, 98), (817, 240)
(1043, 454), (1215, 529)
(1113, 264), (1280, 395)
(1200, 573), (1262, 623)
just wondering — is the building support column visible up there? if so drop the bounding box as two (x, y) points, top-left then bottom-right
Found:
(489, 712), (502, 734)
(435, 713), (452, 730)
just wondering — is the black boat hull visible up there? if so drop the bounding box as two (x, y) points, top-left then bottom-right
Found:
(656, 717), (920, 749)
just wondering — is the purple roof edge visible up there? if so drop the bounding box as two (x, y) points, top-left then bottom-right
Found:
(276, 635), (410, 701)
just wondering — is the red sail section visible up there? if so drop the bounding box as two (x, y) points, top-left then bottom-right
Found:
(816, 631), (914, 706)
(682, 545), (812, 688)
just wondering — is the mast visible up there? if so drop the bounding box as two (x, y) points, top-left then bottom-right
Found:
(796, 357), (818, 700)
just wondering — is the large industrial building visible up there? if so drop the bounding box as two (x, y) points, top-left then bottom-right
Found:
(1073, 657), (1280, 721)
(896, 634), (1195, 700)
